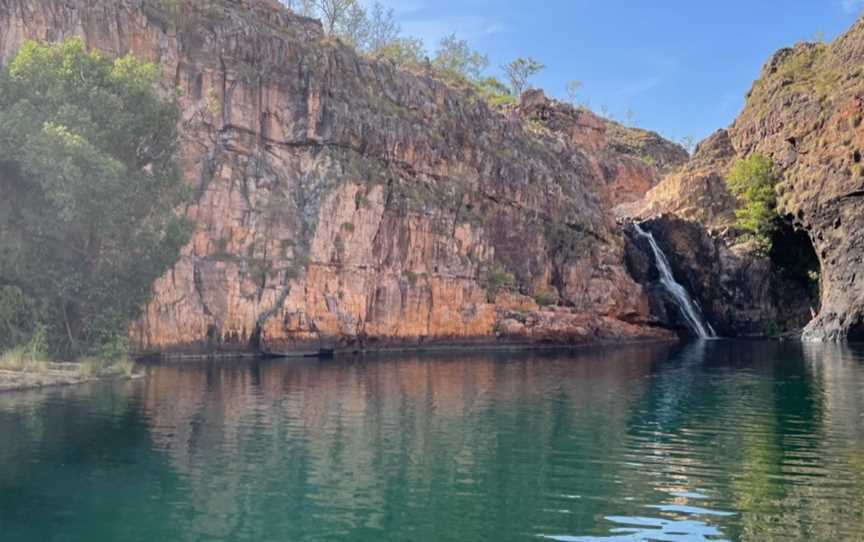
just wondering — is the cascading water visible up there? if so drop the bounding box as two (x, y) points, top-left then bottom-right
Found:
(633, 223), (717, 339)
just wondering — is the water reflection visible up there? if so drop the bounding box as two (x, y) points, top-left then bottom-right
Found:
(1, 341), (863, 541)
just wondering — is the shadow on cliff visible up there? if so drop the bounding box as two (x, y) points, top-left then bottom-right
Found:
(623, 215), (818, 339)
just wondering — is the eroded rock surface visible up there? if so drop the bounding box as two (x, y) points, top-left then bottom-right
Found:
(519, 89), (689, 208)
(618, 130), (738, 231)
(726, 23), (864, 340)
(622, 18), (864, 341)
(0, 0), (678, 353)
(624, 216), (814, 337)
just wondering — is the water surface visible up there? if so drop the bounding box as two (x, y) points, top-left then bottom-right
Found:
(2, 340), (864, 541)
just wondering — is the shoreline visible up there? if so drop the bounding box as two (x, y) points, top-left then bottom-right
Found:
(143, 335), (684, 364)
(1, 335), (805, 391)
(0, 367), (142, 394)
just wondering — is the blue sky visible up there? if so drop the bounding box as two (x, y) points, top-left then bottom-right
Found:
(379, 0), (863, 145)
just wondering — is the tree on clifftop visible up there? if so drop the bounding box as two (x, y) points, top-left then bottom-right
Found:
(0, 38), (191, 360)
(503, 57), (545, 96)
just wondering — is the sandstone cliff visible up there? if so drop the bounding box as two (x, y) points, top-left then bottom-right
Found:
(617, 129), (737, 232)
(0, 0), (684, 353)
(624, 18), (864, 341)
(519, 89), (689, 208)
(728, 23), (864, 341)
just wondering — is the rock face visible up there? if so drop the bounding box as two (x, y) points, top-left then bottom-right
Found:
(623, 18), (864, 341)
(624, 216), (814, 337)
(618, 129), (738, 231)
(519, 89), (689, 208)
(0, 0), (680, 353)
(726, 23), (864, 341)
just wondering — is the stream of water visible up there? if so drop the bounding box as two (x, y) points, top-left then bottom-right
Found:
(633, 224), (716, 338)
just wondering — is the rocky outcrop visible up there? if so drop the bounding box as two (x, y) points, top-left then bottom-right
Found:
(725, 23), (864, 341)
(519, 89), (689, 208)
(617, 129), (738, 231)
(621, 18), (864, 341)
(624, 215), (814, 337)
(0, 0), (679, 354)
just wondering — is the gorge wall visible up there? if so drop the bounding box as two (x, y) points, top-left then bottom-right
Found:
(625, 17), (864, 341)
(0, 0), (686, 354)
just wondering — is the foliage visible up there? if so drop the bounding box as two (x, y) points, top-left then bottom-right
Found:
(287, 0), (400, 52)
(0, 323), (49, 371)
(503, 57), (545, 96)
(0, 38), (191, 360)
(364, 2), (400, 51)
(726, 153), (780, 254)
(533, 287), (560, 307)
(473, 77), (517, 108)
(284, 0), (552, 110)
(371, 37), (427, 69)
(565, 80), (582, 105)
(762, 319), (781, 338)
(480, 264), (515, 301)
(432, 34), (488, 81)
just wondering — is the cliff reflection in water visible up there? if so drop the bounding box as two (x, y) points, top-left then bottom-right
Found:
(2, 341), (864, 541)
(138, 345), (671, 541)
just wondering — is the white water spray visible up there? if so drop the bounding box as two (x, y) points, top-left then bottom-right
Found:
(633, 223), (716, 339)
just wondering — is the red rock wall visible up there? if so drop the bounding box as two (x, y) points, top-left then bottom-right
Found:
(0, 0), (675, 353)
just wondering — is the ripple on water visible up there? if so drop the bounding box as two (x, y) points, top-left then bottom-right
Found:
(2, 342), (864, 541)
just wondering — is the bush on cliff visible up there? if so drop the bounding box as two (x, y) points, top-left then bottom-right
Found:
(726, 153), (780, 254)
(0, 38), (191, 361)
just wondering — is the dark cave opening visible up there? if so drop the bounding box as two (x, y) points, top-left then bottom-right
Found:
(770, 220), (820, 304)
(848, 319), (864, 342)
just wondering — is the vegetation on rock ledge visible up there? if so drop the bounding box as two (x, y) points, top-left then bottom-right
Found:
(725, 153), (780, 254)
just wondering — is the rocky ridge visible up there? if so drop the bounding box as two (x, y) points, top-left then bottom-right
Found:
(0, 0), (685, 354)
(624, 17), (864, 341)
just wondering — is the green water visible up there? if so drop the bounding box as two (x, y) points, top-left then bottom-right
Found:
(1, 340), (864, 541)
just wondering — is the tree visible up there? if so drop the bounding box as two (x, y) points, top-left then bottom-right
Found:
(281, 0), (316, 17)
(286, 1), (403, 54)
(680, 135), (696, 155)
(433, 34), (489, 81)
(565, 80), (582, 105)
(503, 57), (544, 96)
(365, 2), (400, 52)
(308, 0), (363, 36)
(726, 153), (780, 254)
(0, 39), (191, 359)
(372, 37), (427, 69)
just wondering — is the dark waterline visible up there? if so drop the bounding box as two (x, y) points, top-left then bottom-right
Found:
(1, 340), (864, 541)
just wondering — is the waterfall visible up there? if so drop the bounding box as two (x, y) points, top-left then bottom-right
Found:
(633, 223), (717, 339)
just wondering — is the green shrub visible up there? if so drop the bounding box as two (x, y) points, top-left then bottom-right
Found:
(726, 153), (780, 254)
(534, 287), (560, 307)
(0, 323), (50, 372)
(369, 37), (426, 70)
(480, 264), (515, 301)
(473, 77), (517, 108)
